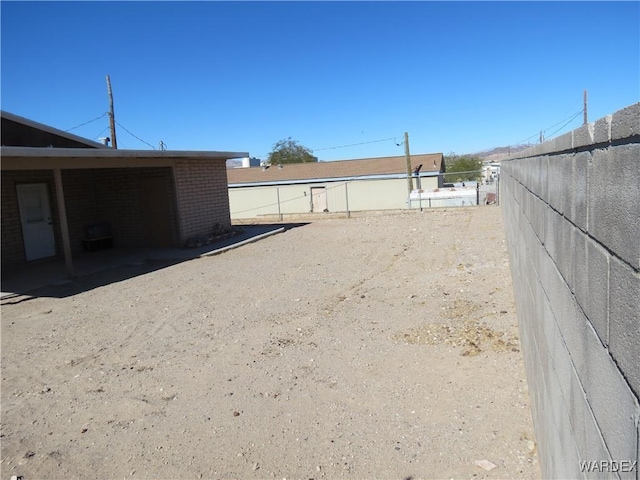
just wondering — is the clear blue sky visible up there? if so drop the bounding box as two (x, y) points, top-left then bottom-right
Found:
(2, 1), (638, 160)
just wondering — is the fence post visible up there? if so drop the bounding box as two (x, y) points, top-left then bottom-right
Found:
(345, 182), (350, 218)
(276, 187), (282, 221)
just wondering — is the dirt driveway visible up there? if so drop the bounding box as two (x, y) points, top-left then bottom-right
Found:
(1, 206), (539, 479)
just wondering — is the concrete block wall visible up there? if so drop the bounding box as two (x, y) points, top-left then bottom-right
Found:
(502, 103), (640, 478)
(174, 159), (231, 243)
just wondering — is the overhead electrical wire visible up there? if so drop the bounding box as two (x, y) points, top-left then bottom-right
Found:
(471, 106), (586, 155)
(544, 110), (583, 139)
(254, 135), (403, 161)
(65, 112), (107, 132)
(93, 126), (110, 140)
(311, 136), (401, 152)
(114, 119), (156, 149)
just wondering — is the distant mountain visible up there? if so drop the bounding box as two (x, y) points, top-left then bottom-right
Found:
(472, 144), (531, 162)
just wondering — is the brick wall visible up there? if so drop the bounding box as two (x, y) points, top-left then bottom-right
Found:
(173, 159), (230, 243)
(2, 166), (180, 269)
(61, 170), (101, 253)
(501, 103), (640, 478)
(93, 167), (178, 248)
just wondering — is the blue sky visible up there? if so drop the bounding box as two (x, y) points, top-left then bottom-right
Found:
(2, 1), (638, 161)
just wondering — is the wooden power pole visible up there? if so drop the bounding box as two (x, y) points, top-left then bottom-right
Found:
(404, 132), (413, 194)
(583, 89), (588, 125)
(106, 75), (118, 149)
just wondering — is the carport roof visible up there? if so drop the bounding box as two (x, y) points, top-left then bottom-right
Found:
(0, 146), (249, 170)
(227, 153), (444, 186)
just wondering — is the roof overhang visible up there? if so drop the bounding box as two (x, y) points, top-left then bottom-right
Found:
(1, 110), (110, 149)
(0, 147), (249, 170)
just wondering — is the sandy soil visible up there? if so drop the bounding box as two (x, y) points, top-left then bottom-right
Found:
(1, 206), (539, 480)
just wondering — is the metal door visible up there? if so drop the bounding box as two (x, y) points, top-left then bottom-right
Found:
(16, 183), (56, 260)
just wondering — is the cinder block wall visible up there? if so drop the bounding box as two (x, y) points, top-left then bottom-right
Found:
(501, 103), (639, 478)
(173, 159), (231, 243)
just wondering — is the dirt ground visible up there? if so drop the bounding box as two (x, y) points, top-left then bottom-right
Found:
(1, 206), (539, 480)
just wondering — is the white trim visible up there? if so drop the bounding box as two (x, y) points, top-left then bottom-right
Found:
(228, 171), (440, 188)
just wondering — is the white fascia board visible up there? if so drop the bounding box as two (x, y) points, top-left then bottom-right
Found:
(228, 171), (440, 188)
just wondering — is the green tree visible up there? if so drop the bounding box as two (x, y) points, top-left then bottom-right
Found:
(267, 137), (317, 165)
(443, 153), (483, 183)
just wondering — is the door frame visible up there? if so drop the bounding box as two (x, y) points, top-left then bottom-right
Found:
(310, 186), (327, 213)
(16, 182), (57, 261)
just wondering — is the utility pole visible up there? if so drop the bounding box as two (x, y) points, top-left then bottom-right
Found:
(583, 89), (588, 125)
(106, 75), (118, 149)
(404, 132), (413, 194)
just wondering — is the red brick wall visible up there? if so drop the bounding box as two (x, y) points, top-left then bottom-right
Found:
(173, 159), (230, 243)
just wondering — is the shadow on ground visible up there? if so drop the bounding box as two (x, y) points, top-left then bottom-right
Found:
(1, 223), (308, 302)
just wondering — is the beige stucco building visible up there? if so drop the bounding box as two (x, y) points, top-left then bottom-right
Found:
(227, 153), (445, 220)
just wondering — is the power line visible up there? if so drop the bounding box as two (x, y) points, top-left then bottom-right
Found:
(311, 136), (401, 152)
(545, 110), (583, 139)
(114, 119), (156, 149)
(65, 112), (107, 132)
(254, 135), (403, 160)
(542, 109), (584, 135)
(468, 105), (586, 155)
(93, 126), (110, 140)
(509, 108), (583, 147)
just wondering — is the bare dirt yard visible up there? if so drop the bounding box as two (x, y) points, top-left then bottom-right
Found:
(1, 206), (539, 480)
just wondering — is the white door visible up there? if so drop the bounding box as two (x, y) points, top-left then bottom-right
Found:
(311, 187), (327, 212)
(17, 183), (56, 261)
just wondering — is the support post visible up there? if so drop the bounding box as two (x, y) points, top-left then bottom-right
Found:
(345, 182), (350, 218)
(53, 168), (74, 278)
(276, 187), (282, 221)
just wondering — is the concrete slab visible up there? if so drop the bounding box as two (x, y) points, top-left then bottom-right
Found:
(1, 224), (290, 300)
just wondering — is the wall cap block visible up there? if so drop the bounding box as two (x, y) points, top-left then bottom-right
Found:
(611, 102), (640, 141)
